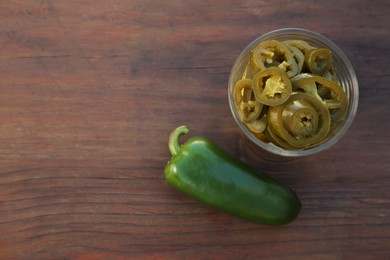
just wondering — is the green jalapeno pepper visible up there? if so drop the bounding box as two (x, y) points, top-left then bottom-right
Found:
(252, 67), (292, 106)
(164, 126), (301, 225)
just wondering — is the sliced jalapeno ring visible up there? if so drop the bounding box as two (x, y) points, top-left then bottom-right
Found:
(305, 48), (333, 75)
(265, 124), (298, 150)
(291, 73), (323, 101)
(267, 93), (331, 148)
(253, 67), (292, 107)
(291, 74), (348, 124)
(234, 79), (263, 122)
(283, 40), (316, 55)
(286, 45), (305, 74)
(251, 40), (298, 77)
(245, 114), (267, 134)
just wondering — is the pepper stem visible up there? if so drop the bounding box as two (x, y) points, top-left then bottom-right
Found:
(168, 125), (189, 156)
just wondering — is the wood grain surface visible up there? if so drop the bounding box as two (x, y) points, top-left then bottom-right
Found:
(0, 0), (389, 259)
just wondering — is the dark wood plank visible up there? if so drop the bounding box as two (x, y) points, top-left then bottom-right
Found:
(0, 0), (389, 259)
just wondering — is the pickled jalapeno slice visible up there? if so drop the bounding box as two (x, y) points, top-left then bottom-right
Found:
(291, 74), (347, 124)
(251, 40), (298, 77)
(283, 40), (316, 55)
(234, 79), (263, 122)
(304, 48), (333, 75)
(245, 114), (267, 134)
(287, 45), (305, 75)
(267, 93), (331, 148)
(252, 67), (292, 107)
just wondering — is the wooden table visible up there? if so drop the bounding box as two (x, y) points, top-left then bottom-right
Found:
(1, 1), (389, 259)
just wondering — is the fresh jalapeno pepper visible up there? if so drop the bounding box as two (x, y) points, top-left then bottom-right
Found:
(267, 93), (331, 148)
(291, 73), (348, 124)
(164, 126), (301, 225)
(251, 40), (298, 77)
(252, 67), (292, 106)
(234, 79), (263, 122)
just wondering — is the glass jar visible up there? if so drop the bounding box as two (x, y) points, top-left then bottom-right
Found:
(228, 28), (359, 158)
